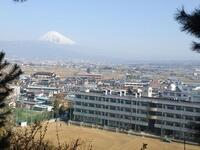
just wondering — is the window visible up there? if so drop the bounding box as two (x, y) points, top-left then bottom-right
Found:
(185, 107), (193, 112)
(140, 117), (147, 122)
(149, 111), (156, 115)
(141, 102), (148, 106)
(110, 98), (116, 103)
(125, 100), (131, 104)
(132, 101), (136, 105)
(96, 104), (101, 108)
(89, 110), (94, 114)
(116, 106), (120, 111)
(175, 114), (181, 119)
(176, 106), (183, 110)
(156, 120), (162, 124)
(82, 103), (88, 106)
(185, 124), (191, 129)
(76, 94), (81, 98)
(196, 108), (200, 113)
(102, 97), (105, 101)
(124, 108), (131, 112)
(166, 113), (174, 118)
(124, 115), (131, 120)
(156, 112), (162, 116)
(157, 104), (163, 108)
(82, 109), (87, 113)
(195, 116), (200, 121)
(174, 122), (181, 127)
(110, 106), (116, 110)
(89, 103), (94, 107)
(132, 109), (136, 113)
(166, 121), (173, 126)
(140, 110), (147, 115)
(103, 105), (108, 109)
(95, 111), (101, 115)
(76, 101), (81, 105)
(89, 96), (95, 100)
(185, 115), (193, 121)
(115, 114), (120, 118)
(97, 97), (102, 101)
(167, 105), (174, 110)
(110, 113), (115, 118)
(76, 108), (81, 112)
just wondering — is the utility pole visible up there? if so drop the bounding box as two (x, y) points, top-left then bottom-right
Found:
(184, 134), (186, 150)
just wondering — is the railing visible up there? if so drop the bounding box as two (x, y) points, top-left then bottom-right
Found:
(67, 120), (199, 145)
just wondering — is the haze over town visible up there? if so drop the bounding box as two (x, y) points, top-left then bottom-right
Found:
(0, 0), (200, 63)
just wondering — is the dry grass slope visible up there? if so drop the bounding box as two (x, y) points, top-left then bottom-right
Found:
(44, 122), (199, 150)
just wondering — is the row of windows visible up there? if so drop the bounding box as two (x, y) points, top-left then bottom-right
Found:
(76, 102), (200, 116)
(75, 108), (147, 122)
(156, 120), (193, 129)
(75, 95), (200, 112)
(76, 101), (136, 111)
(76, 105), (199, 121)
(146, 111), (199, 121)
(76, 108), (199, 128)
(75, 107), (200, 122)
(76, 95), (145, 105)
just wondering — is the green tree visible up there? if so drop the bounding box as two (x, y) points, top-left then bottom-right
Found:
(0, 52), (22, 148)
(59, 105), (67, 116)
(53, 99), (60, 118)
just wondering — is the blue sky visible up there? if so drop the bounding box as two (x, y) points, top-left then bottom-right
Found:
(0, 0), (200, 61)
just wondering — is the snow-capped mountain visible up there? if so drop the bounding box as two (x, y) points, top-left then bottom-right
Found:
(39, 31), (75, 45)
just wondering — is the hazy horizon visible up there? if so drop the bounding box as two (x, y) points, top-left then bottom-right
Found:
(1, 0), (200, 62)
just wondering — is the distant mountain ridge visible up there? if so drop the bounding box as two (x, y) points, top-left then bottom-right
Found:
(39, 31), (75, 45)
(0, 41), (114, 62)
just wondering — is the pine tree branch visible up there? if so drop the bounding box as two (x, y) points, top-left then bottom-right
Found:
(0, 51), (22, 148)
(0, 65), (22, 85)
(0, 61), (10, 70)
(175, 7), (200, 38)
(192, 41), (200, 53)
(0, 52), (5, 64)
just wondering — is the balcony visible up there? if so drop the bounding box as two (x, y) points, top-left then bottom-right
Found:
(148, 115), (157, 119)
(149, 107), (158, 111)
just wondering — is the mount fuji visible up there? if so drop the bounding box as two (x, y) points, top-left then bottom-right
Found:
(39, 31), (75, 45)
(0, 31), (115, 62)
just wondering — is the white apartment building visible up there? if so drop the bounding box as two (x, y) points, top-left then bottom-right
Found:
(69, 89), (200, 142)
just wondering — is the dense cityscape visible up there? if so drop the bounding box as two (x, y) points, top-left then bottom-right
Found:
(10, 60), (200, 143)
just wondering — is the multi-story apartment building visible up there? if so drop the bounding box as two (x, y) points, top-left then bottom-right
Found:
(69, 89), (200, 142)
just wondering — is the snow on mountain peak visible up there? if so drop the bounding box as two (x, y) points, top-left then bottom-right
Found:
(39, 31), (75, 45)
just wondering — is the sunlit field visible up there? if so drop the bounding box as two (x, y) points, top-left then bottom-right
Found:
(43, 122), (199, 150)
